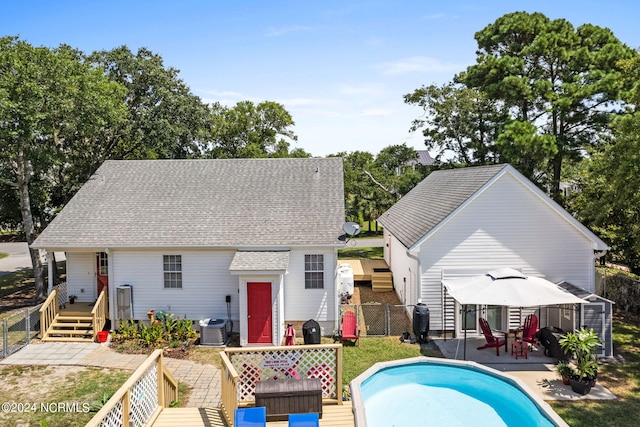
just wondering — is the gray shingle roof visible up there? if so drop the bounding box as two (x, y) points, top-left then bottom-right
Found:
(32, 158), (345, 249)
(229, 251), (290, 272)
(377, 164), (508, 249)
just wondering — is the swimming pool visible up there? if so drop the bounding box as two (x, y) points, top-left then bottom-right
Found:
(350, 357), (568, 427)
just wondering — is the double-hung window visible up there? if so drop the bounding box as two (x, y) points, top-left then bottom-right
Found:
(305, 254), (324, 289)
(163, 255), (182, 289)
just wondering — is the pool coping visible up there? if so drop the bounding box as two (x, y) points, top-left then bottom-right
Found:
(349, 356), (569, 427)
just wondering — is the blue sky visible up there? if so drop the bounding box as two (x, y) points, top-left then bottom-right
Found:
(3, 1), (639, 157)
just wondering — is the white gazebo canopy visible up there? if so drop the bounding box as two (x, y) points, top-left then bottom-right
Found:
(442, 268), (586, 307)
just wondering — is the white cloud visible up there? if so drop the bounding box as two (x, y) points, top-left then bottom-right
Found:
(377, 56), (461, 75)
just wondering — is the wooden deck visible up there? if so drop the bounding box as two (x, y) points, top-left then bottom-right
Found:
(338, 259), (392, 292)
(59, 302), (94, 315)
(153, 402), (354, 427)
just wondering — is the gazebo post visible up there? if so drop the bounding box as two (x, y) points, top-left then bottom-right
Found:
(463, 304), (467, 360)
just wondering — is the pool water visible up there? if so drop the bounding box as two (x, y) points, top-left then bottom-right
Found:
(360, 362), (557, 427)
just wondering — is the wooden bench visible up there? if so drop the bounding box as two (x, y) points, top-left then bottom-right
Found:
(255, 378), (322, 421)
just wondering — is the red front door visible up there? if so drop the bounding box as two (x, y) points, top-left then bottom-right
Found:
(247, 282), (272, 344)
(96, 252), (109, 296)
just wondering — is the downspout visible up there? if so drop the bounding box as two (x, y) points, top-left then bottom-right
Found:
(406, 250), (420, 305)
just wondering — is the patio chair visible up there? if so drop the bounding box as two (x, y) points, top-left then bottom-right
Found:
(339, 311), (360, 345)
(288, 412), (320, 427)
(477, 317), (508, 356)
(235, 406), (266, 427)
(521, 313), (539, 346)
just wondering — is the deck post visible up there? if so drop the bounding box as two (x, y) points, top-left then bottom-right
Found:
(122, 390), (130, 427)
(157, 354), (165, 406)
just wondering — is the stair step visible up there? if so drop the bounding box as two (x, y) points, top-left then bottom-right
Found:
(42, 336), (94, 342)
(52, 322), (93, 329)
(49, 329), (94, 336)
(57, 316), (93, 322)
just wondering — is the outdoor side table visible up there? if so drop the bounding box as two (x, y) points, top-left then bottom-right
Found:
(511, 340), (528, 359)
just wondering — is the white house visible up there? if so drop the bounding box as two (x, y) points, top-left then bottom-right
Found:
(377, 164), (614, 356)
(32, 158), (345, 346)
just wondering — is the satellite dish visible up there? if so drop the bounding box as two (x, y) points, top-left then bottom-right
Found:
(343, 222), (361, 237)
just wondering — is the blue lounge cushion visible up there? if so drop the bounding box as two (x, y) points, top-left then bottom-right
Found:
(288, 412), (320, 427)
(235, 406), (266, 427)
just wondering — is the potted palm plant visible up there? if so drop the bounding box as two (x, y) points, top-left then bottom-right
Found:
(559, 328), (602, 395)
(69, 294), (77, 304)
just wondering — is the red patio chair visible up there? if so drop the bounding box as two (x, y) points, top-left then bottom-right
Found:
(477, 317), (508, 356)
(340, 311), (360, 345)
(521, 313), (539, 346)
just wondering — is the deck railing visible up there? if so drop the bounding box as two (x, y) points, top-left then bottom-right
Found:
(220, 344), (343, 427)
(39, 289), (58, 340)
(219, 351), (240, 426)
(86, 349), (178, 427)
(91, 290), (107, 340)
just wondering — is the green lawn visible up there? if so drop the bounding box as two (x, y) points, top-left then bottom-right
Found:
(0, 252), (8, 260)
(0, 366), (130, 427)
(338, 246), (384, 259)
(341, 337), (441, 385)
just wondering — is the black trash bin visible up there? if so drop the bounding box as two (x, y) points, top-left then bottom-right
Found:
(413, 304), (430, 343)
(302, 319), (321, 344)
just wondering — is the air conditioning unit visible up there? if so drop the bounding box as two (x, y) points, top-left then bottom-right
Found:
(199, 318), (229, 346)
(116, 285), (133, 319)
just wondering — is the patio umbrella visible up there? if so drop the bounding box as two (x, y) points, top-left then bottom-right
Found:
(442, 268), (585, 359)
(442, 268), (585, 307)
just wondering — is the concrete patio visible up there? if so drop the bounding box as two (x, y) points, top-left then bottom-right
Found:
(432, 337), (616, 401)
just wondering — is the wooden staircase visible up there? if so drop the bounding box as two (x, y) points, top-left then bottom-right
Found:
(371, 267), (393, 292)
(45, 313), (95, 342)
(40, 289), (108, 342)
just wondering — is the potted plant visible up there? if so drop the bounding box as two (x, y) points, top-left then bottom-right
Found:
(559, 328), (602, 395)
(69, 295), (77, 304)
(556, 361), (574, 385)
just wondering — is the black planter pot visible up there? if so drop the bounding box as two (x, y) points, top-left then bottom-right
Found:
(569, 378), (592, 395)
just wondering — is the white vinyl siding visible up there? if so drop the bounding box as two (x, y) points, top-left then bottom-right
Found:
(384, 229), (419, 307)
(66, 252), (96, 302)
(285, 248), (337, 332)
(110, 249), (238, 322)
(406, 173), (596, 332)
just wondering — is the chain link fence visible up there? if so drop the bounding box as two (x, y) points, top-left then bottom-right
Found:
(1, 304), (42, 358)
(341, 303), (412, 337)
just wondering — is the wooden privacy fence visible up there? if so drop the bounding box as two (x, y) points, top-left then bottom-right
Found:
(85, 349), (178, 427)
(220, 344), (343, 427)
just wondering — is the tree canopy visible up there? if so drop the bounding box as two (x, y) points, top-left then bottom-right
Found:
(0, 36), (127, 298)
(463, 11), (637, 197)
(570, 56), (640, 273)
(206, 100), (302, 158)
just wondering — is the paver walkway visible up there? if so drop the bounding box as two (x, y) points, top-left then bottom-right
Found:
(0, 341), (221, 408)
